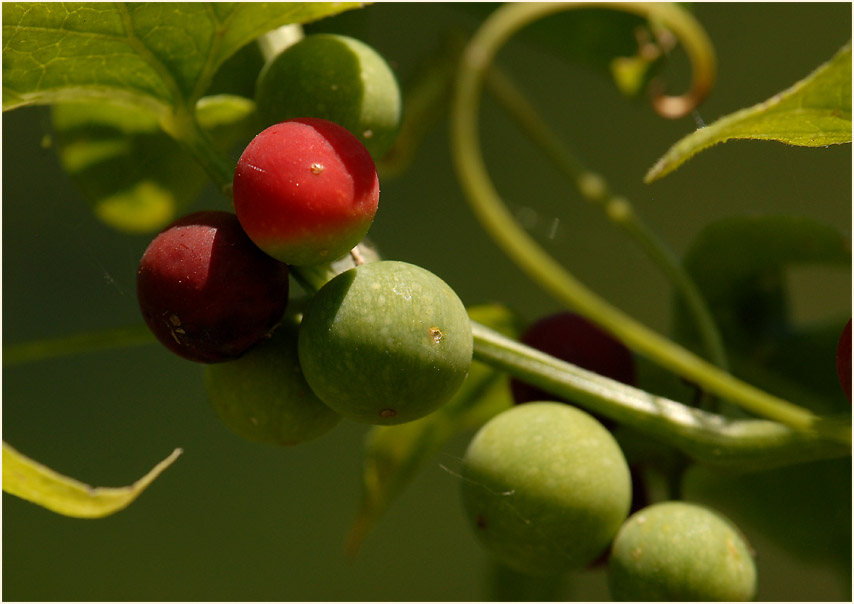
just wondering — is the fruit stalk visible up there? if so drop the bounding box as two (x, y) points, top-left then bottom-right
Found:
(471, 320), (852, 466)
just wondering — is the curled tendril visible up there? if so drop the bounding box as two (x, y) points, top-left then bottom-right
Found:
(450, 1), (850, 446)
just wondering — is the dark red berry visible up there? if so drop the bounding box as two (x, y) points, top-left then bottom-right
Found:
(837, 318), (851, 402)
(137, 210), (290, 363)
(511, 312), (636, 404)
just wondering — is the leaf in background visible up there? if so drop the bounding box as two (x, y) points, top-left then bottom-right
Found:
(683, 458), (852, 572)
(2, 442), (182, 518)
(646, 43), (852, 183)
(2, 2), (365, 113)
(345, 304), (523, 556)
(674, 215), (851, 413)
(51, 94), (255, 233)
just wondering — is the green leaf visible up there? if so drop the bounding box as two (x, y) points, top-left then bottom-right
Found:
(646, 42), (852, 183)
(674, 215), (851, 413)
(345, 304), (523, 556)
(2, 2), (365, 114)
(51, 94), (255, 233)
(676, 215), (850, 348)
(2, 442), (182, 518)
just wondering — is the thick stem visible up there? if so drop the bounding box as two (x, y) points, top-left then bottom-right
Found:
(472, 320), (851, 467)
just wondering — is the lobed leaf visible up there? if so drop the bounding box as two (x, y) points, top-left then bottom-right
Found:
(646, 42), (852, 183)
(2, 442), (182, 518)
(2, 2), (364, 113)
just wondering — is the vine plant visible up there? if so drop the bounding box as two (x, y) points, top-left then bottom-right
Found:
(2, 2), (851, 600)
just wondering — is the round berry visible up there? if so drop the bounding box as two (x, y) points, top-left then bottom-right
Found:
(233, 118), (380, 266)
(836, 318), (851, 402)
(255, 33), (402, 159)
(136, 210), (289, 363)
(297, 261), (472, 425)
(607, 501), (756, 601)
(460, 402), (632, 575)
(510, 312), (635, 404)
(205, 320), (341, 446)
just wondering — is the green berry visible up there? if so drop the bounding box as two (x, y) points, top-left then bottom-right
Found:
(607, 501), (757, 601)
(205, 321), (341, 446)
(297, 261), (472, 425)
(461, 402), (632, 575)
(255, 33), (402, 159)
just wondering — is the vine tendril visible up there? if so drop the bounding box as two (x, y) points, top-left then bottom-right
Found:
(450, 1), (850, 445)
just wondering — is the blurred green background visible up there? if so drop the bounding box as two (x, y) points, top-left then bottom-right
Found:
(3, 3), (851, 601)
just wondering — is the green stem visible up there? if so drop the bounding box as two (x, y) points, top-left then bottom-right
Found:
(256, 24), (305, 63)
(451, 1), (849, 445)
(3, 325), (155, 367)
(472, 320), (851, 467)
(484, 65), (729, 376)
(160, 104), (235, 199)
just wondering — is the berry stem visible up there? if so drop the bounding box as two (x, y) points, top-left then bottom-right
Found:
(451, 2), (850, 445)
(471, 320), (852, 463)
(256, 24), (305, 63)
(160, 104), (236, 200)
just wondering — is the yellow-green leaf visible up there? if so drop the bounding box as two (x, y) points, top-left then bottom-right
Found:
(646, 42), (852, 183)
(2, 442), (182, 518)
(2, 2), (365, 113)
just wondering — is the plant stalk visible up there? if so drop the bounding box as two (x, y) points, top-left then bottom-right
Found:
(472, 320), (851, 466)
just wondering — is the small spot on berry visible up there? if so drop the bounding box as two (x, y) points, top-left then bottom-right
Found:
(429, 327), (443, 344)
(379, 408), (397, 418)
(476, 513), (487, 529)
(310, 162), (325, 175)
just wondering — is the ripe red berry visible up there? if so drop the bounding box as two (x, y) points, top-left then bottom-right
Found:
(232, 118), (380, 266)
(137, 211), (290, 363)
(511, 312), (635, 404)
(837, 318), (851, 402)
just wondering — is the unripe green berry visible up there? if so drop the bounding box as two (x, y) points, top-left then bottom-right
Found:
(255, 33), (402, 159)
(461, 402), (632, 575)
(205, 321), (341, 446)
(607, 501), (757, 601)
(298, 261), (472, 425)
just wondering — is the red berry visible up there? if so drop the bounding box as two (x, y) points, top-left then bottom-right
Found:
(232, 118), (380, 266)
(511, 312), (636, 404)
(137, 211), (290, 363)
(837, 318), (851, 402)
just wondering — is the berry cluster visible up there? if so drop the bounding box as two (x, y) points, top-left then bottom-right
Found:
(130, 32), (827, 601)
(137, 34), (470, 443)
